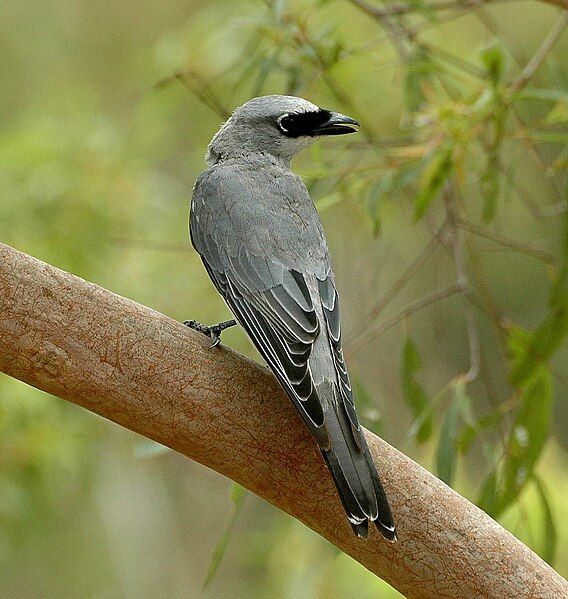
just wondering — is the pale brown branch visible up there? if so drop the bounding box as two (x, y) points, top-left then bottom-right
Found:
(444, 188), (480, 383)
(156, 70), (231, 119)
(348, 0), (568, 18)
(457, 218), (556, 264)
(347, 0), (414, 59)
(0, 242), (567, 598)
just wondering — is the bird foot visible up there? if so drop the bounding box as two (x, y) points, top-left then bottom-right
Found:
(183, 319), (237, 348)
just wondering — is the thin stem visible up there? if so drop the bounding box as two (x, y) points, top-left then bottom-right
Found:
(347, 0), (414, 59)
(155, 70), (230, 119)
(347, 220), (447, 345)
(348, 0), (568, 18)
(346, 283), (464, 352)
(509, 12), (568, 94)
(457, 219), (556, 265)
(444, 188), (481, 383)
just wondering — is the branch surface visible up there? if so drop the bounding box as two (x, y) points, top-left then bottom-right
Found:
(0, 242), (566, 599)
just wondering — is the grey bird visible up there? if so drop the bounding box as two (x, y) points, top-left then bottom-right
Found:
(188, 95), (396, 541)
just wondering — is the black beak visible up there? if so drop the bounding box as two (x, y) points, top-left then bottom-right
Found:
(312, 111), (360, 136)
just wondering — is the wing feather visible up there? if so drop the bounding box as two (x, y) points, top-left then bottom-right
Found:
(317, 276), (361, 434)
(194, 226), (327, 438)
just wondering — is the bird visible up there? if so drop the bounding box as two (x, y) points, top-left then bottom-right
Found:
(187, 95), (396, 541)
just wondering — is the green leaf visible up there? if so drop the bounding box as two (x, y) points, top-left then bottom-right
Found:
(480, 366), (552, 517)
(478, 470), (499, 515)
(525, 131), (568, 144)
(516, 88), (568, 102)
(546, 98), (568, 124)
(365, 173), (393, 237)
(414, 144), (452, 220)
(353, 378), (384, 437)
(203, 483), (247, 589)
(509, 207), (568, 386)
(481, 162), (500, 222)
(510, 314), (568, 387)
(454, 379), (475, 426)
(499, 368), (552, 511)
(533, 475), (557, 565)
(480, 41), (505, 86)
(401, 337), (432, 443)
(403, 46), (436, 113)
(458, 411), (501, 454)
(507, 324), (534, 385)
(550, 204), (568, 309)
(436, 396), (460, 486)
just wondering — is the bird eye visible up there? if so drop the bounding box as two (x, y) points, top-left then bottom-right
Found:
(277, 113), (292, 134)
(276, 110), (333, 138)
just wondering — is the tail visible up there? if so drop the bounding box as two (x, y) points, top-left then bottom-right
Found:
(321, 400), (397, 541)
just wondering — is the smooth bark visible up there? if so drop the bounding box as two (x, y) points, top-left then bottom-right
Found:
(0, 242), (566, 598)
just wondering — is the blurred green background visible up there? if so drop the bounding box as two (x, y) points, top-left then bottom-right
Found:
(1, 0), (567, 597)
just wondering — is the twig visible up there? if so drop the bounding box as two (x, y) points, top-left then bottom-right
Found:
(347, 0), (414, 59)
(290, 18), (383, 146)
(444, 188), (481, 383)
(509, 12), (568, 94)
(347, 219), (448, 348)
(156, 70), (231, 119)
(457, 219), (556, 265)
(509, 109), (566, 206)
(348, 0), (568, 17)
(346, 283), (464, 352)
(348, 0), (491, 18)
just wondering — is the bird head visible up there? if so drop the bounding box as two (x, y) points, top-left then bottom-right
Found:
(206, 95), (359, 166)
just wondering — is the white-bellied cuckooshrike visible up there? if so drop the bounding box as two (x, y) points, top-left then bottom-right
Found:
(187, 95), (396, 541)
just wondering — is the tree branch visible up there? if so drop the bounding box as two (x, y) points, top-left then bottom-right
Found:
(348, 0), (568, 18)
(0, 242), (566, 598)
(509, 11), (568, 94)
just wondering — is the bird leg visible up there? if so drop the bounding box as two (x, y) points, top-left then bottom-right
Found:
(183, 319), (237, 348)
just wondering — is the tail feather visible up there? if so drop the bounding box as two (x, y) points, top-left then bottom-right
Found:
(322, 451), (369, 538)
(321, 396), (396, 542)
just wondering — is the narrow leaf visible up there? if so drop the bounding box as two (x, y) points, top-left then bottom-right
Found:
(414, 145), (452, 220)
(533, 475), (557, 565)
(480, 41), (505, 86)
(478, 470), (499, 515)
(516, 88), (568, 102)
(458, 411), (500, 454)
(546, 98), (568, 124)
(365, 174), (393, 237)
(498, 368), (552, 512)
(436, 397), (460, 486)
(401, 337), (432, 443)
(510, 207), (568, 386)
(353, 378), (384, 437)
(403, 47), (436, 113)
(524, 131), (568, 144)
(203, 483), (247, 589)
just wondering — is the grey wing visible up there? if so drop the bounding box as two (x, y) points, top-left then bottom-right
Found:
(190, 174), (331, 445)
(317, 275), (361, 439)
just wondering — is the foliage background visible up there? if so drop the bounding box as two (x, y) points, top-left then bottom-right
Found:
(1, 0), (567, 597)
